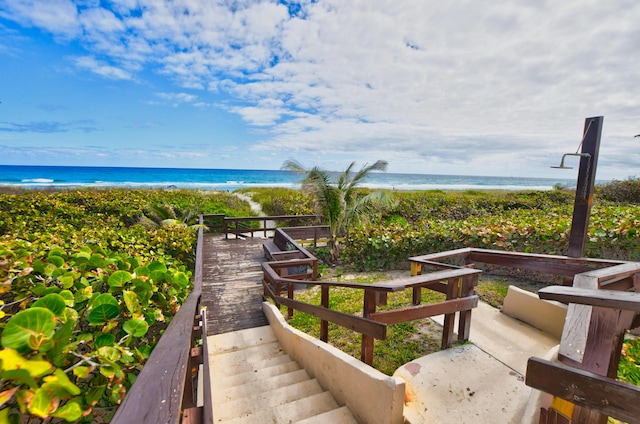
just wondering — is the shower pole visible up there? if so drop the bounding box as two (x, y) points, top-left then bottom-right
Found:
(566, 116), (603, 266)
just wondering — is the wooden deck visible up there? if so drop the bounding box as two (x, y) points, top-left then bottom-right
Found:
(201, 233), (269, 335)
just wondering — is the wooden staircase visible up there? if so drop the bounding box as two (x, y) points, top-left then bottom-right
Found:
(208, 325), (358, 424)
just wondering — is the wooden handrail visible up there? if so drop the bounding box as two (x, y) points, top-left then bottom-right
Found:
(526, 357), (640, 424)
(263, 260), (480, 364)
(112, 221), (209, 424)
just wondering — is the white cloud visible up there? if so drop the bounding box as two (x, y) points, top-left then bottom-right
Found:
(2, 0), (639, 178)
(75, 56), (133, 80)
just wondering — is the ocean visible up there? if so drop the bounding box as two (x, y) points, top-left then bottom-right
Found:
(0, 165), (578, 191)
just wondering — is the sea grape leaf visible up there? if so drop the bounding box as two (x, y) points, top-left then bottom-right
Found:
(0, 348), (53, 378)
(107, 270), (132, 288)
(2, 308), (56, 353)
(87, 304), (120, 325)
(51, 400), (84, 422)
(123, 319), (148, 337)
(134, 265), (150, 277)
(72, 366), (92, 379)
(97, 346), (120, 363)
(58, 290), (75, 307)
(42, 369), (81, 398)
(32, 294), (66, 317)
(59, 275), (74, 289)
(48, 320), (75, 367)
(29, 388), (55, 418)
(0, 387), (18, 408)
(171, 272), (189, 289)
(94, 333), (115, 348)
(123, 291), (140, 315)
(47, 256), (64, 268)
(85, 385), (106, 406)
(148, 262), (167, 273)
(90, 293), (118, 308)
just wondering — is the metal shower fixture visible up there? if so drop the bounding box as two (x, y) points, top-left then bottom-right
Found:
(550, 152), (591, 170)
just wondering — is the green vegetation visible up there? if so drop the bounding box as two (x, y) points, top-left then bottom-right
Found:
(282, 160), (392, 261)
(0, 189), (249, 422)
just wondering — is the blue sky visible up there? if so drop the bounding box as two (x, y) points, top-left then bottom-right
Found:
(0, 1), (639, 179)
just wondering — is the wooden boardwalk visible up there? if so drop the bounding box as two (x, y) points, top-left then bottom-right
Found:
(201, 233), (269, 335)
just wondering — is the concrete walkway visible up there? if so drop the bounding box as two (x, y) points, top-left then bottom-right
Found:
(396, 301), (559, 424)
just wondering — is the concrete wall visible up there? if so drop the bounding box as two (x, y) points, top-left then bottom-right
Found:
(502, 285), (567, 340)
(262, 302), (406, 424)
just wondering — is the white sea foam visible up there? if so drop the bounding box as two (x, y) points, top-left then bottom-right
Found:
(21, 178), (54, 183)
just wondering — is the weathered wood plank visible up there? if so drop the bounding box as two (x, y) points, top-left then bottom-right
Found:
(369, 296), (478, 324)
(526, 357), (640, 424)
(539, 286), (640, 311)
(373, 268), (481, 290)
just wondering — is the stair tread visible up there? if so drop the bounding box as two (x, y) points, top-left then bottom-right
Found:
(213, 368), (311, 405)
(210, 341), (284, 369)
(219, 391), (339, 424)
(211, 351), (291, 377)
(208, 325), (276, 354)
(294, 406), (359, 424)
(214, 379), (323, 421)
(215, 360), (301, 388)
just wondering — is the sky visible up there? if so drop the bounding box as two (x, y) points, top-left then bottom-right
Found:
(0, 0), (639, 180)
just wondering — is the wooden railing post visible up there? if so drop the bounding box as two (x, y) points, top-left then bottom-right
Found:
(361, 289), (377, 365)
(320, 286), (329, 342)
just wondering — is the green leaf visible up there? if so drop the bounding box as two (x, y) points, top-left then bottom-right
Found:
(87, 304), (120, 325)
(85, 385), (106, 406)
(123, 319), (148, 337)
(171, 272), (189, 289)
(51, 400), (84, 422)
(148, 261), (167, 273)
(90, 293), (118, 308)
(48, 320), (75, 367)
(59, 275), (74, 289)
(32, 293), (66, 317)
(107, 270), (133, 288)
(58, 290), (75, 307)
(29, 388), (54, 418)
(123, 291), (140, 315)
(134, 265), (150, 277)
(94, 333), (115, 348)
(41, 369), (81, 397)
(72, 366), (92, 379)
(47, 255), (64, 268)
(97, 346), (121, 362)
(1, 308), (57, 354)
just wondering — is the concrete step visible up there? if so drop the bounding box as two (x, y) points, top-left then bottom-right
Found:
(294, 406), (359, 424)
(214, 378), (323, 421)
(210, 341), (284, 375)
(213, 368), (311, 405)
(211, 349), (291, 377)
(215, 360), (302, 388)
(208, 325), (277, 354)
(220, 391), (339, 424)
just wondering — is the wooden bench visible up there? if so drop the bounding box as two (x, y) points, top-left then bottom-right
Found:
(263, 228), (318, 280)
(279, 225), (332, 248)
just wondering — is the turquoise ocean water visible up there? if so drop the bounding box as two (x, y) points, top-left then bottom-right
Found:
(0, 165), (578, 191)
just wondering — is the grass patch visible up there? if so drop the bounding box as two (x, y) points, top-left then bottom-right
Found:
(285, 269), (447, 375)
(475, 278), (511, 308)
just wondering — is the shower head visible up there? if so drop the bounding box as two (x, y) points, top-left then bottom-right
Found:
(550, 153), (591, 170)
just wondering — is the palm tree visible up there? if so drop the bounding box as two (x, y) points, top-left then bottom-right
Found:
(282, 159), (392, 261)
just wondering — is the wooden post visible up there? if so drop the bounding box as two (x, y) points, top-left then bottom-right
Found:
(441, 277), (459, 349)
(567, 116), (603, 260)
(320, 286), (329, 342)
(361, 289), (377, 365)
(287, 283), (294, 318)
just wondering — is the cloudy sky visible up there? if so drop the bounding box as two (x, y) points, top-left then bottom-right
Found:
(1, 0), (639, 179)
